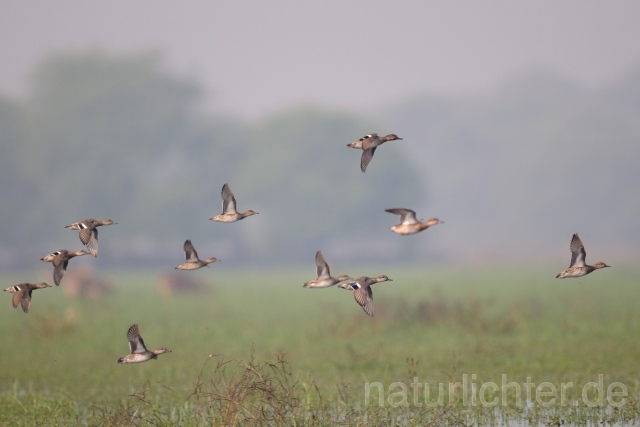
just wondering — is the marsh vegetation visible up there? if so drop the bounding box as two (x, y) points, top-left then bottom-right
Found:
(1, 266), (638, 426)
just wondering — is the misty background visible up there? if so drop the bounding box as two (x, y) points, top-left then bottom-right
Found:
(1, 2), (639, 271)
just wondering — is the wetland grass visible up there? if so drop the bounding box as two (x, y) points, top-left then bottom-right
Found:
(1, 266), (639, 425)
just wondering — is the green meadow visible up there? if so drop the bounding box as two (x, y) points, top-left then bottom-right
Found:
(1, 265), (639, 426)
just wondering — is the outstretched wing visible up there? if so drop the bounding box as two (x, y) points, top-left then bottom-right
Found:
(221, 183), (238, 214)
(183, 240), (200, 262)
(20, 288), (33, 313)
(353, 287), (374, 317)
(53, 260), (68, 286)
(127, 324), (148, 354)
(385, 208), (418, 225)
(78, 226), (93, 246)
(569, 233), (586, 267)
(315, 251), (330, 278)
(11, 285), (27, 309)
(360, 147), (377, 172)
(85, 228), (99, 257)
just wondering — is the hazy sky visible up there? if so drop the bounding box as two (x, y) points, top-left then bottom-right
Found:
(2, 1), (640, 118)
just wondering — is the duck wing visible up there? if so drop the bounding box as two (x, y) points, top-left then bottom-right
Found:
(53, 259), (68, 286)
(85, 228), (99, 257)
(315, 250), (331, 279)
(127, 324), (149, 354)
(183, 240), (200, 262)
(353, 286), (374, 317)
(569, 233), (586, 267)
(385, 208), (419, 225)
(360, 147), (376, 172)
(221, 183), (238, 214)
(20, 288), (33, 313)
(11, 284), (28, 310)
(78, 225), (93, 246)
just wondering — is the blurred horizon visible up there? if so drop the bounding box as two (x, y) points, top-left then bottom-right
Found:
(0, 2), (639, 271)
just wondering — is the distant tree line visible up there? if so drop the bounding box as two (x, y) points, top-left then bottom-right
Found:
(0, 50), (426, 269)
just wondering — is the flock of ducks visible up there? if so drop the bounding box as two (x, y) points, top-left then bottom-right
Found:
(301, 134), (446, 317)
(4, 133), (611, 363)
(3, 218), (117, 313)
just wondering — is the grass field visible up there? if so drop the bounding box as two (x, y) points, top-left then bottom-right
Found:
(1, 264), (639, 426)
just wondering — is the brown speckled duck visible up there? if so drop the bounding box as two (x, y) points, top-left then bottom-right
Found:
(175, 240), (219, 270)
(385, 208), (444, 235)
(303, 250), (351, 288)
(556, 233), (610, 279)
(353, 133), (402, 172)
(117, 324), (171, 364)
(210, 183), (258, 223)
(40, 249), (89, 286)
(65, 218), (117, 257)
(4, 282), (51, 313)
(339, 275), (393, 317)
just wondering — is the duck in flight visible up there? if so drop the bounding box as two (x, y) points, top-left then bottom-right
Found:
(555, 233), (610, 279)
(3, 282), (51, 313)
(210, 183), (258, 223)
(385, 208), (444, 235)
(303, 250), (351, 288)
(349, 133), (402, 172)
(339, 275), (393, 317)
(40, 249), (89, 286)
(175, 240), (219, 270)
(117, 324), (171, 364)
(65, 218), (117, 257)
